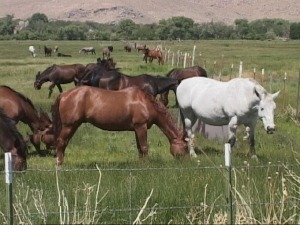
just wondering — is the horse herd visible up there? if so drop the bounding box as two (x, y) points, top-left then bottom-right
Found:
(1, 54), (280, 171)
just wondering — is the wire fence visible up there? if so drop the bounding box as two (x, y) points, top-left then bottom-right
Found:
(2, 154), (300, 224)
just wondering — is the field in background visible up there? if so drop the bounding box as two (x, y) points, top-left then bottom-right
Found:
(0, 40), (300, 224)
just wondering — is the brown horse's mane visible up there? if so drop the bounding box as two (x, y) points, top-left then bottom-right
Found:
(0, 85), (36, 111)
(51, 94), (62, 140)
(166, 68), (178, 77)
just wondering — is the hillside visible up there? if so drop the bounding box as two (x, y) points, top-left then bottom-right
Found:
(1, 0), (299, 25)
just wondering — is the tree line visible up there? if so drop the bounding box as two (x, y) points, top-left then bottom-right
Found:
(0, 13), (300, 41)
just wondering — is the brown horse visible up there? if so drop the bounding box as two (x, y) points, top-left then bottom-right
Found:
(34, 63), (86, 98)
(160, 66), (208, 106)
(143, 49), (164, 65)
(102, 46), (113, 59)
(29, 111), (55, 154)
(0, 85), (51, 155)
(0, 108), (27, 170)
(52, 86), (188, 165)
(44, 46), (52, 57)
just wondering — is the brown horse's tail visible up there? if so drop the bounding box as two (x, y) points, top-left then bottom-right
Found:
(51, 94), (62, 141)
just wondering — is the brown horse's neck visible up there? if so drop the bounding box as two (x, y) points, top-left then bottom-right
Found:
(21, 103), (41, 132)
(152, 100), (184, 143)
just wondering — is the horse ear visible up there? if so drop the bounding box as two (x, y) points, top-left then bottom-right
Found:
(272, 91), (280, 100)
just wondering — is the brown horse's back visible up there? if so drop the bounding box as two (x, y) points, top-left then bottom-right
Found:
(53, 86), (155, 132)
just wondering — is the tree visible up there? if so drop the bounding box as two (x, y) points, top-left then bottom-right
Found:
(117, 19), (137, 39)
(0, 15), (16, 35)
(290, 22), (300, 39)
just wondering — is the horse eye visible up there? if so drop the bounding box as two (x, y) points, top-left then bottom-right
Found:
(261, 107), (264, 111)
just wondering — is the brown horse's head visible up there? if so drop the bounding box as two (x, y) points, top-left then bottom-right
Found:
(34, 72), (42, 89)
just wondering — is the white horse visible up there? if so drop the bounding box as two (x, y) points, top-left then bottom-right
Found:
(79, 47), (96, 54)
(28, 46), (36, 57)
(176, 77), (280, 159)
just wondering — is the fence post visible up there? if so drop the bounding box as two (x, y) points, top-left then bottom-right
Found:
(5, 152), (13, 225)
(239, 61), (243, 78)
(225, 144), (233, 225)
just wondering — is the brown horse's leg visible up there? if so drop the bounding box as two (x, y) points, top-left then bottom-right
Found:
(134, 124), (148, 158)
(56, 84), (63, 93)
(160, 91), (169, 106)
(56, 125), (79, 166)
(48, 83), (56, 98)
(29, 133), (46, 156)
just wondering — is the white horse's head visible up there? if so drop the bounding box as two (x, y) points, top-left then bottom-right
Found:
(255, 89), (280, 134)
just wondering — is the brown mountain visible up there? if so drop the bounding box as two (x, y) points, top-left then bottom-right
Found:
(1, 0), (299, 25)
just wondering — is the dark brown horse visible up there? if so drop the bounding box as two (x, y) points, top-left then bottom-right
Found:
(143, 49), (164, 65)
(124, 45), (132, 52)
(44, 46), (52, 57)
(160, 66), (208, 106)
(75, 58), (117, 86)
(34, 63), (86, 98)
(52, 86), (188, 165)
(0, 85), (51, 155)
(102, 46), (113, 59)
(97, 71), (178, 98)
(0, 108), (27, 170)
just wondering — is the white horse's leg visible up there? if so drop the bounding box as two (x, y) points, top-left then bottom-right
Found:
(228, 116), (238, 148)
(245, 122), (258, 160)
(184, 117), (198, 157)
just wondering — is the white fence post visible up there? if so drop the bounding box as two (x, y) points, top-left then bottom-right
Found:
(225, 144), (233, 225)
(5, 152), (13, 225)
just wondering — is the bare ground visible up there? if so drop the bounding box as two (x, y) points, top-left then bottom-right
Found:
(1, 0), (299, 25)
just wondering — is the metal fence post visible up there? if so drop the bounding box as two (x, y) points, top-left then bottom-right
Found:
(225, 144), (233, 225)
(5, 152), (13, 225)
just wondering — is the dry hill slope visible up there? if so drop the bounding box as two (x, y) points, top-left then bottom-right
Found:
(1, 0), (299, 25)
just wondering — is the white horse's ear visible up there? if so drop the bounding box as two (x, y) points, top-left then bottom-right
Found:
(272, 91), (280, 100)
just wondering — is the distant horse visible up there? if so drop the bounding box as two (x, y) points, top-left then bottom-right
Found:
(102, 46), (113, 59)
(0, 108), (27, 170)
(143, 48), (164, 65)
(176, 77), (280, 159)
(76, 58), (117, 86)
(28, 46), (36, 57)
(53, 46), (59, 52)
(44, 46), (52, 57)
(57, 52), (72, 57)
(79, 47), (96, 55)
(0, 85), (51, 155)
(160, 66), (208, 106)
(52, 86), (188, 165)
(124, 45), (132, 52)
(34, 64), (86, 98)
(135, 44), (146, 52)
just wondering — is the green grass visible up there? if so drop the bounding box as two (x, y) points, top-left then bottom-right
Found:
(0, 40), (300, 224)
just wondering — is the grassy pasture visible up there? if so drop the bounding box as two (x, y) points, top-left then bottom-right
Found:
(0, 40), (300, 224)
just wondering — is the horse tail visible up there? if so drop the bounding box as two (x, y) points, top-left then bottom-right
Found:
(51, 94), (62, 141)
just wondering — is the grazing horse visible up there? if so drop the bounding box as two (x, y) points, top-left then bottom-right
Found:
(176, 77), (280, 159)
(97, 71), (179, 98)
(28, 46), (36, 57)
(52, 86), (188, 166)
(102, 46), (113, 59)
(0, 85), (51, 155)
(34, 63), (86, 98)
(135, 44), (146, 52)
(143, 49), (164, 65)
(76, 58), (117, 86)
(0, 108), (27, 171)
(53, 46), (59, 52)
(124, 45), (132, 52)
(44, 46), (52, 57)
(160, 66), (208, 106)
(79, 47), (96, 55)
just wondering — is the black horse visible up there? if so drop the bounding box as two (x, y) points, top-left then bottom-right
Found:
(34, 64), (86, 98)
(0, 108), (27, 170)
(44, 46), (52, 57)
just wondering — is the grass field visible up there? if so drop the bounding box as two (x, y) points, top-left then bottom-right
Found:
(0, 40), (300, 224)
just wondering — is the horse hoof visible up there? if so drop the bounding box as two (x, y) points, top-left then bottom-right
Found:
(190, 152), (197, 158)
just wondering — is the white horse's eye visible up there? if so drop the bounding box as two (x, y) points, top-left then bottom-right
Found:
(261, 107), (264, 111)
